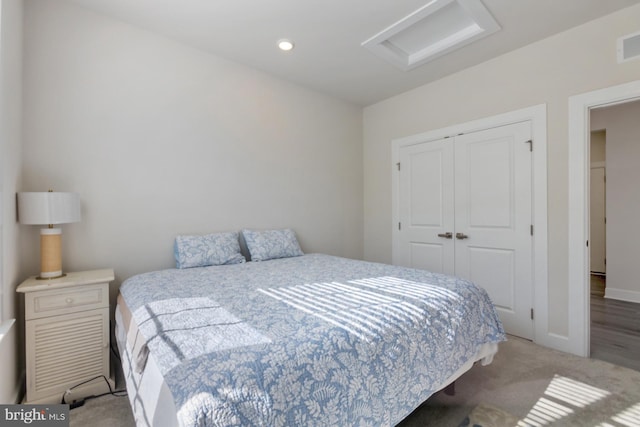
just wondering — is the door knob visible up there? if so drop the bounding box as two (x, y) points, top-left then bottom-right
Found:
(456, 232), (469, 240)
(437, 232), (453, 239)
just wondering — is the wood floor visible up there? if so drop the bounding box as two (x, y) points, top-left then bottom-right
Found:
(590, 275), (640, 371)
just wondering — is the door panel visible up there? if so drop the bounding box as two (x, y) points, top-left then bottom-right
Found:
(409, 242), (446, 273)
(466, 139), (513, 227)
(467, 247), (514, 310)
(398, 139), (454, 275)
(454, 122), (533, 339)
(590, 166), (606, 274)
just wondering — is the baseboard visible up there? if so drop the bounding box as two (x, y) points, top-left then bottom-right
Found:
(536, 331), (572, 355)
(605, 287), (640, 304)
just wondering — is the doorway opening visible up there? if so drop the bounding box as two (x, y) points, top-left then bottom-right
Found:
(568, 79), (640, 358)
(588, 101), (640, 371)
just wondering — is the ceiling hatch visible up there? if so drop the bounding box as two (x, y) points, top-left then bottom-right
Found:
(362, 0), (500, 71)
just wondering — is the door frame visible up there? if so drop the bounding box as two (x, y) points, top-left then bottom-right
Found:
(391, 104), (550, 347)
(568, 79), (640, 357)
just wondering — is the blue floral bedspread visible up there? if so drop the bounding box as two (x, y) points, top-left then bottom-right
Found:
(119, 254), (505, 426)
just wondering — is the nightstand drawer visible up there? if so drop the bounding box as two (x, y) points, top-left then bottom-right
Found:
(25, 283), (108, 320)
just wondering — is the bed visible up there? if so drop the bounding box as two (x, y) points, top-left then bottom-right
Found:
(115, 251), (505, 426)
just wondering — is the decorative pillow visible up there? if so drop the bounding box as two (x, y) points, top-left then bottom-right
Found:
(242, 228), (304, 262)
(174, 232), (246, 269)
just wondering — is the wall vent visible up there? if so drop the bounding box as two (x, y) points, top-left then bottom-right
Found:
(617, 30), (640, 63)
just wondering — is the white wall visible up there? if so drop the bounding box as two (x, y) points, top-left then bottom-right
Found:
(363, 4), (640, 339)
(0, 0), (24, 404)
(21, 0), (363, 289)
(591, 100), (640, 303)
(590, 130), (606, 164)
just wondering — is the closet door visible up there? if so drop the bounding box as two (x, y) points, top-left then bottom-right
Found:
(454, 122), (533, 339)
(396, 121), (534, 339)
(397, 139), (454, 275)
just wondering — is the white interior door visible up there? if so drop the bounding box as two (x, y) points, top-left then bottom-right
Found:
(454, 122), (533, 339)
(397, 121), (534, 339)
(590, 166), (606, 274)
(398, 139), (454, 275)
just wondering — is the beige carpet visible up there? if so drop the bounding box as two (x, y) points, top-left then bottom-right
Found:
(459, 404), (520, 427)
(71, 336), (640, 426)
(400, 335), (640, 426)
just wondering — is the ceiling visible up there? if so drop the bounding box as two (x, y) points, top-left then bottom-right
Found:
(67, 0), (640, 106)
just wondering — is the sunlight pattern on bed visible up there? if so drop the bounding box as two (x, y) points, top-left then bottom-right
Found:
(133, 297), (271, 374)
(258, 280), (452, 341)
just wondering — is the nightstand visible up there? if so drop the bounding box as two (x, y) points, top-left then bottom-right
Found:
(17, 269), (115, 404)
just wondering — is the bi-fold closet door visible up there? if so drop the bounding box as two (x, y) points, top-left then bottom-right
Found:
(397, 121), (534, 339)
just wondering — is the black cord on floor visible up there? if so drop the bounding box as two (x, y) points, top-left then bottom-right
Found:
(61, 374), (127, 409)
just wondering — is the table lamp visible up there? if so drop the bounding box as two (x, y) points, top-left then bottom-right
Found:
(17, 191), (81, 279)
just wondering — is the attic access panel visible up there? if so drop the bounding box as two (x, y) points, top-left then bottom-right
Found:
(362, 0), (500, 71)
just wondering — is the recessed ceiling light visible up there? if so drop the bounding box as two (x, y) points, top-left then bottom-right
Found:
(277, 39), (295, 52)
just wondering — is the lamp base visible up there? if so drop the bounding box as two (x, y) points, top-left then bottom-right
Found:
(40, 228), (64, 279)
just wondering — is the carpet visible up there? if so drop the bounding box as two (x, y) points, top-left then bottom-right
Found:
(459, 404), (521, 427)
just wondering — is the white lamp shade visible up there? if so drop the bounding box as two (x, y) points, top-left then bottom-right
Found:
(18, 192), (81, 225)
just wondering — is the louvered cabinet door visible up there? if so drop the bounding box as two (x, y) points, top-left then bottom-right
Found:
(17, 269), (115, 404)
(25, 308), (110, 402)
